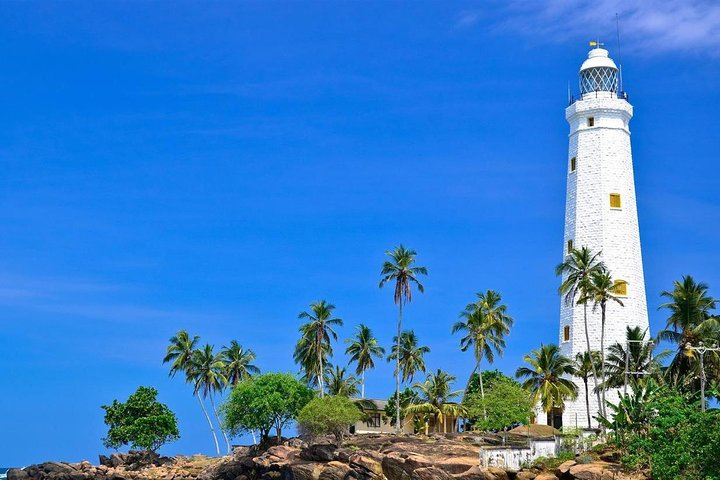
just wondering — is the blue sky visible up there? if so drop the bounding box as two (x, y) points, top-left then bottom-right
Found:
(2, 0), (719, 466)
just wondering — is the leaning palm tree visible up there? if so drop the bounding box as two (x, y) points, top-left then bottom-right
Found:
(387, 330), (430, 385)
(581, 269), (625, 416)
(380, 245), (428, 432)
(345, 324), (386, 398)
(189, 344), (230, 454)
(406, 369), (465, 434)
(658, 276), (719, 387)
(294, 300), (343, 396)
(574, 350), (602, 429)
(603, 326), (669, 391)
(556, 247), (605, 411)
(516, 344), (578, 425)
(221, 340), (260, 385)
(452, 289), (513, 418)
(162, 331), (220, 455)
(324, 365), (361, 397)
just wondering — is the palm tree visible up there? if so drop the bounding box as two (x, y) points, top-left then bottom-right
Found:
(221, 340), (260, 385)
(556, 247), (605, 412)
(452, 290), (513, 418)
(516, 344), (578, 425)
(574, 351), (602, 428)
(189, 344), (230, 454)
(324, 365), (360, 397)
(387, 330), (430, 385)
(658, 276), (719, 387)
(294, 300), (343, 396)
(380, 245), (427, 432)
(345, 324), (385, 398)
(581, 269), (624, 417)
(603, 326), (668, 391)
(406, 369), (465, 433)
(162, 331), (220, 455)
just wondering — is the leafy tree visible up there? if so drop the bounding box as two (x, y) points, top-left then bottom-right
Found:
(162, 330), (220, 455)
(573, 350), (602, 428)
(189, 344), (230, 453)
(658, 275), (719, 388)
(102, 386), (179, 452)
(406, 369), (465, 433)
(221, 340), (260, 385)
(384, 387), (419, 429)
(297, 395), (362, 445)
(516, 344), (578, 420)
(379, 245), (427, 432)
(452, 290), (513, 418)
(466, 369), (517, 395)
(222, 372), (314, 445)
(345, 324), (385, 398)
(387, 330), (430, 384)
(324, 365), (360, 397)
(294, 300), (343, 396)
(464, 378), (533, 432)
(556, 247), (605, 410)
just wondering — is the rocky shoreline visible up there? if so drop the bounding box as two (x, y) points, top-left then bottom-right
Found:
(8, 435), (636, 480)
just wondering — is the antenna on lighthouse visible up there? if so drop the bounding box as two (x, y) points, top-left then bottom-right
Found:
(616, 12), (624, 93)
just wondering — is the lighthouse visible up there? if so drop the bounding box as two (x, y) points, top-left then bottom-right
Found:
(556, 46), (650, 428)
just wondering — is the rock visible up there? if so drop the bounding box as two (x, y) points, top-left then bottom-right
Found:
(482, 467), (509, 480)
(7, 469), (29, 480)
(598, 452), (619, 464)
(382, 452), (434, 480)
(412, 467), (454, 480)
(554, 461), (575, 478)
(514, 472), (536, 480)
(534, 474), (558, 480)
(254, 446), (298, 467)
(567, 463), (613, 480)
(300, 444), (337, 463)
(111, 454), (128, 468)
(333, 449), (352, 464)
(99, 457), (113, 468)
(451, 465), (489, 480)
(436, 457), (478, 475)
(286, 439), (308, 450)
(319, 462), (352, 480)
(349, 453), (383, 480)
(288, 463), (324, 480)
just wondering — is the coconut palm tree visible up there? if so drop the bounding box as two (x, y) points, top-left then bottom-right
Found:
(406, 369), (465, 434)
(162, 331), (220, 455)
(345, 324), (385, 398)
(581, 269), (625, 416)
(221, 340), (260, 385)
(603, 326), (668, 391)
(387, 330), (430, 385)
(556, 247), (605, 411)
(324, 365), (360, 397)
(294, 300), (343, 396)
(452, 290), (513, 418)
(189, 344), (230, 454)
(380, 245), (427, 432)
(516, 344), (578, 426)
(574, 350), (602, 428)
(658, 276), (719, 387)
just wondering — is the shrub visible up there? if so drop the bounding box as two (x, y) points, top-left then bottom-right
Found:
(464, 378), (533, 431)
(297, 395), (362, 445)
(101, 386), (179, 452)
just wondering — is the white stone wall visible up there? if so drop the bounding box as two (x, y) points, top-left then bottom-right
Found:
(558, 94), (650, 428)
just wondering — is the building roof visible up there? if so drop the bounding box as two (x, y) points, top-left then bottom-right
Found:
(354, 398), (387, 410)
(580, 48), (618, 72)
(508, 424), (561, 437)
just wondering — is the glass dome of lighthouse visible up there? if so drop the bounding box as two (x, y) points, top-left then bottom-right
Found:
(579, 46), (619, 94)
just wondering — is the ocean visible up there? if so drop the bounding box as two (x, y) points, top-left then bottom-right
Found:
(1, 467), (9, 480)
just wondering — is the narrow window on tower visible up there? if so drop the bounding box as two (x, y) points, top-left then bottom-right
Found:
(567, 239), (573, 253)
(587, 117), (595, 127)
(614, 280), (628, 296)
(570, 157), (577, 172)
(563, 325), (570, 342)
(609, 193), (622, 209)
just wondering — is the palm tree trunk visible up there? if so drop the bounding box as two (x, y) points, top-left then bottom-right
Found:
(582, 302), (602, 424)
(361, 370), (365, 399)
(209, 395), (231, 454)
(478, 359), (487, 420)
(395, 301), (403, 433)
(318, 346), (324, 397)
(584, 378), (591, 429)
(600, 302), (607, 419)
(197, 393), (220, 456)
(462, 362), (479, 399)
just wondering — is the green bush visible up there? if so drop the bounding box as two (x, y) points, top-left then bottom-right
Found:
(101, 386), (179, 452)
(297, 395), (362, 445)
(464, 378), (533, 431)
(531, 451), (575, 470)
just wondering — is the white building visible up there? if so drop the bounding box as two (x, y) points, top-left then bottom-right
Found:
(554, 46), (650, 429)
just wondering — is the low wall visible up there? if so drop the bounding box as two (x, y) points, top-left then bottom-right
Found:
(479, 439), (557, 470)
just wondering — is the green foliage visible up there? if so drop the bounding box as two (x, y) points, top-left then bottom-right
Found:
(222, 372), (315, 445)
(101, 386), (179, 452)
(384, 387), (419, 428)
(466, 370), (518, 396)
(297, 395), (362, 444)
(530, 451), (575, 470)
(464, 378), (532, 431)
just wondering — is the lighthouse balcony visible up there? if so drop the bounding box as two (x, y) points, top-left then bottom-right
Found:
(568, 89), (629, 106)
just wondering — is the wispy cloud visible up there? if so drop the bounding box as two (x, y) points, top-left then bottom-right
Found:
(454, 10), (483, 29)
(483, 0), (720, 55)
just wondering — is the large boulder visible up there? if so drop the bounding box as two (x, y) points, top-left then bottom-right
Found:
(7, 470), (29, 480)
(534, 474), (558, 480)
(514, 472), (536, 480)
(254, 446), (298, 467)
(554, 461), (575, 479)
(288, 463), (325, 480)
(567, 463), (613, 480)
(411, 467), (454, 480)
(451, 466), (489, 480)
(300, 445), (337, 463)
(319, 462), (352, 480)
(435, 457), (478, 475)
(481, 467), (508, 480)
(348, 453), (383, 480)
(382, 452), (434, 480)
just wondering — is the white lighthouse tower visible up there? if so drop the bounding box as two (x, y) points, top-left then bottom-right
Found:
(556, 46), (650, 429)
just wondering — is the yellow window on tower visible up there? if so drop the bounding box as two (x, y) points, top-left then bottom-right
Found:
(563, 325), (570, 342)
(567, 239), (573, 253)
(610, 193), (622, 209)
(614, 280), (628, 296)
(570, 157), (577, 172)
